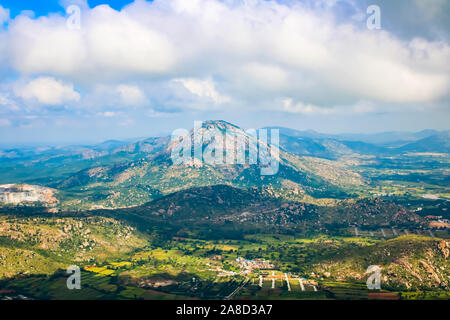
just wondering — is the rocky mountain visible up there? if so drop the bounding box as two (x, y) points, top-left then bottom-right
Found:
(319, 198), (425, 228)
(52, 121), (366, 209)
(2, 126), (446, 168)
(128, 185), (316, 225)
(1, 121), (448, 212)
(109, 185), (425, 233)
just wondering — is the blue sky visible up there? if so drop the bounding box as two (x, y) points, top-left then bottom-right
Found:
(0, 0), (449, 145)
(0, 0), (134, 17)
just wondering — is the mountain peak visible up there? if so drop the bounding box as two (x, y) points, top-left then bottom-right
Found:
(201, 120), (242, 131)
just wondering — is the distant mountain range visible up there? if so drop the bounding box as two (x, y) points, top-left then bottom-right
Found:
(266, 127), (449, 158)
(398, 131), (450, 153)
(1, 125), (448, 165)
(0, 120), (448, 211)
(0, 121), (446, 300)
(0, 136), (169, 162)
(266, 127), (443, 146)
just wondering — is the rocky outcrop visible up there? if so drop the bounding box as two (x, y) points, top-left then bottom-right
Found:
(419, 260), (441, 284)
(438, 240), (449, 259)
(0, 184), (58, 205)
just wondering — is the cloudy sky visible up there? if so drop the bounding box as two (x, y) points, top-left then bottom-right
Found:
(0, 0), (449, 145)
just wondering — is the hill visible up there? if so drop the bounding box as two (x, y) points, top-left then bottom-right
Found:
(399, 131), (450, 153)
(51, 121), (365, 209)
(312, 236), (450, 292)
(107, 185), (425, 234)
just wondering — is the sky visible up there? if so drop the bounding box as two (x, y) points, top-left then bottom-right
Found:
(0, 0), (449, 145)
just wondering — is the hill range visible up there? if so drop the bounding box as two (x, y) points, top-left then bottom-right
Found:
(0, 120), (448, 300)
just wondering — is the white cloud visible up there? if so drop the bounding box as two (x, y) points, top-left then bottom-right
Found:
(15, 77), (80, 105)
(241, 63), (288, 89)
(117, 84), (146, 106)
(282, 98), (378, 115)
(282, 98), (337, 115)
(174, 78), (230, 104)
(7, 4), (176, 79)
(0, 0), (448, 114)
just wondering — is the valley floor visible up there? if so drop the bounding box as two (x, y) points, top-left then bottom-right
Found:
(1, 224), (449, 300)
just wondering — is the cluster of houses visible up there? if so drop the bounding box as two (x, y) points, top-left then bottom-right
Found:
(235, 257), (274, 274)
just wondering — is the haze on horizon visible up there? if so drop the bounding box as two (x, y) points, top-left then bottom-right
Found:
(0, 0), (449, 145)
